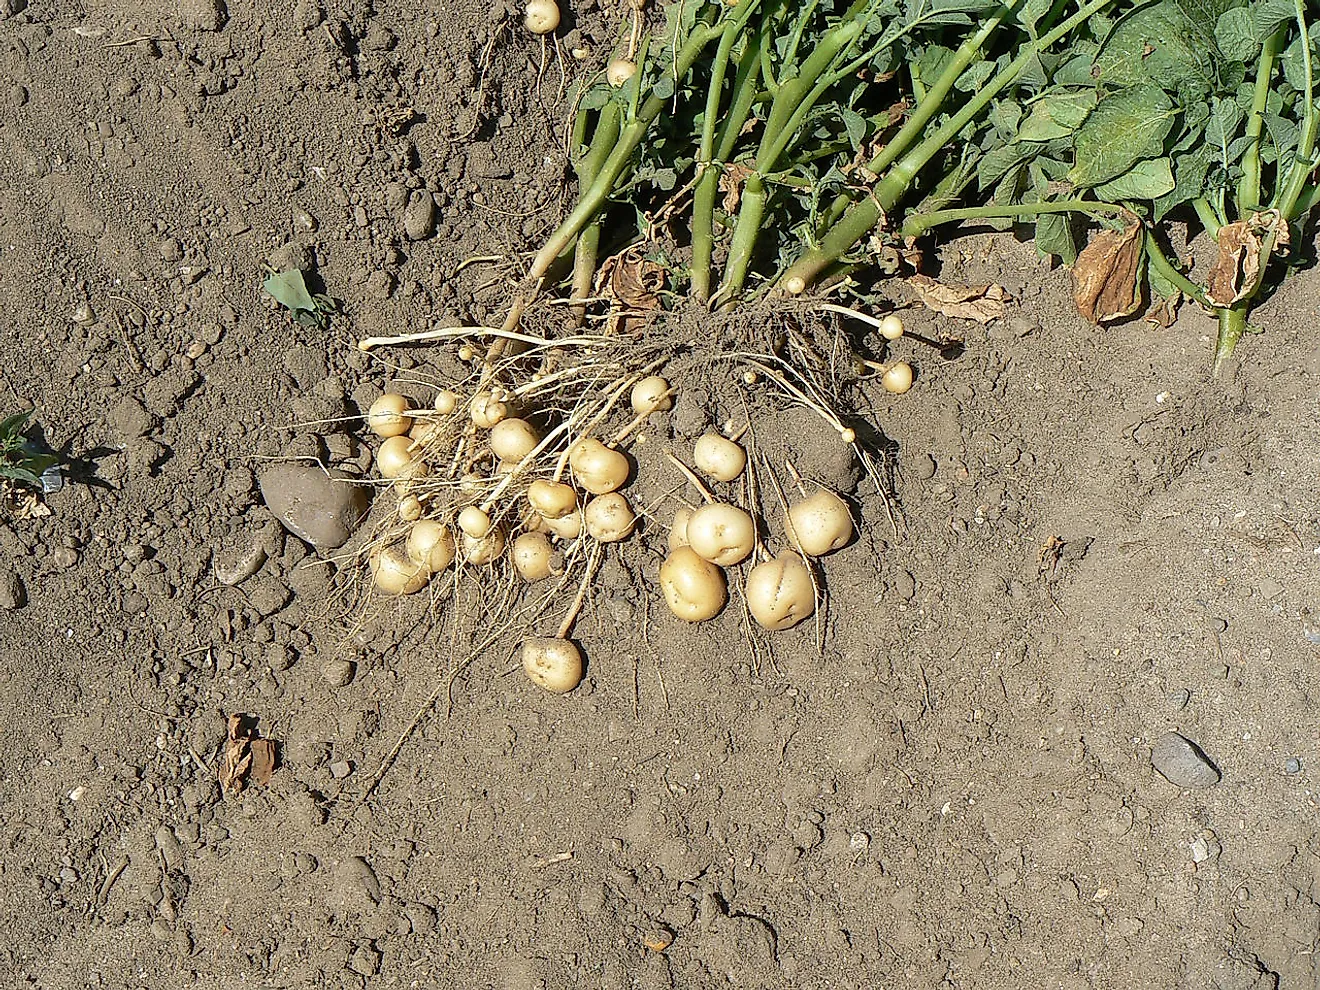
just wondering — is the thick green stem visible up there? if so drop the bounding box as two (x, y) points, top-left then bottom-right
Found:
(900, 198), (1127, 238)
(530, 18), (724, 279)
(717, 0), (877, 299)
(1272, 0), (1317, 220)
(1212, 305), (1248, 376)
(569, 104), (621, 321)
(781, 0), (1119, 291)
(1191, 197), (1222, 237)
(693, 23), (750, 301)
(717, 174), (768, 304)
(1239, 27), (1287, 212)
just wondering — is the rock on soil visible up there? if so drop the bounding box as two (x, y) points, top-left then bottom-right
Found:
(260, 464), (369, 548)
(0, 569), (25, 609)
(1151, 731), (1221, 789)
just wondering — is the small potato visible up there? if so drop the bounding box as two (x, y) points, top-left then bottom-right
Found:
(522, 637), (582, 694)
(367, 393), (411, 438)
(434, 390), (459, 414)
(686, 503), (755, 566)
(668, 506), (693, 552)
(398, 495), (423, 521)
(542, 509), (583, 541)
(528, 479), (577, 519)
(376, 435), (429, 480)
(523, 0), (560, 34)
(630, 375), (673, 415)
(878, 314), (905, 341)
(406, 520), (456, 573)
(659, 547), (727, 622)
(490, 418), (539, 463)
(585, 492), (635, 543)
(881, 362), (914, 394)
(784, 489), (853, 556)
(512, 531), (561, 581)
(745, 552), (815, 630)
(371, 545), (429, 595)
(569, 438), (630, 494)
(457, 506), (492, 539)
(470, 392), (509, 429)
(693, 432), (746, 482)
(461, 526), (506, 564)
(606, 58), (637, 88)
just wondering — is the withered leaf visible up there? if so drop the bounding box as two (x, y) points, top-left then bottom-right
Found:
(906, 274), (1010, 324)
(1204, 220), (1261, 308)
(219, 712), (279, 794)
(595, 247), (665, 333)
(1143, 291), (1182, 329)
(1204, 211), (1287, 308)
(718, 162), (755, 214)
(1073, 221), (1144, 324)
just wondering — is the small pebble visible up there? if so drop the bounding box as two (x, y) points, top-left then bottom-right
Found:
(260, 464), (370, 548)
(1166, 688), (1190, 711)
(322, 658), (355, 688)
(1208, 617), (1227, 633)
(1284, 757), (1302, 775)
(329, 760), (353, 779)
(1151, 731), (1221, 789)
(848, 831), (870, 853)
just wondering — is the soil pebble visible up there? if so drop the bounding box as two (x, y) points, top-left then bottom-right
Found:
(1151, 731), (1221, 789)
(259, 465), (369, 548)
(322, 658), (355, 687)
(0, 569), (26, 609)
(347, 944), (381, 977)
(176, 0), (224, 30)
(403, 190), (436, 240)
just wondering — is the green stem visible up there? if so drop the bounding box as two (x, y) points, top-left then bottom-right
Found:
(1272, 0), (1317, 220)
(718, 0), (878, 299)
(530, 17), (724, 279)
(569, 103), (621, 321)
(1239, 27), (1286, 212)
(716, 174), (768, 305)
(780, 0), (1119, 291)
(1144, 235), (1210, 308)
(1191, 197), (1222, 238)
(1212, 305), (1248, 376)
(900, 198), (1127, 238)
(692, 22), (744, 301)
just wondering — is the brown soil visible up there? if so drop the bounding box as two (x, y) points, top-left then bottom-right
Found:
(0, 2), (1311, 988)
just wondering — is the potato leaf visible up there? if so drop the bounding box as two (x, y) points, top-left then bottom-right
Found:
(1092, 1), (1216, 96)
(1072, 220), (1145, 324)
(1035, 210), (1077, 265)
(1068, 85), (1176, 188)
(1214, 7), (1258, 62)
(1093, 157), (1176, 201)
(263, 268), (317, 315)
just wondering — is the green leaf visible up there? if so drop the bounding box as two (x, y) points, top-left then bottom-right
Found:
(1069, 85), (1177, 187)
(1153, 144), (1213, 218)
(1034, 211), (1076, 265)
(977, 143), (1040, 190)
(1253, 0), (1297, 39)
(1092, 157), (1176, 200)
(1204, 95), (1244, 158)
(1092, 1), (1217, 97)
(0, 409), (33, 444)
(1017, 91), (1098, 142)
(262, 269), (317, 315)
(1014, 0), (1053, 38)
(839, 107), (866, 149)
(1214, 7), (1257, 62)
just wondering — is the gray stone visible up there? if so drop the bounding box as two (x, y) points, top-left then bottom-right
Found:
(402, 190), (436, 240)
(1151, 731), (1220, 789)
(0, 569), (25, 609)
(260, 464), (369, 548)
(347, 944), (381, 977)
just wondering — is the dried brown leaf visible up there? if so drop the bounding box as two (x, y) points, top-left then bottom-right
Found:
(1143, 291), (1182, 329)
(595, 247), (666, 334)
(1204, 211), (1287, 308)
(1072, 221), (1144, 324)
(906, 274), (1010, 324)
(718, 162), (755, 214)
(218, 712), (278, 794)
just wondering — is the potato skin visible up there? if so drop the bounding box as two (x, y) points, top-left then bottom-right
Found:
(523, 637), (582, 693)
(746, 553), (815, 630)
(659, 547), (727, 621)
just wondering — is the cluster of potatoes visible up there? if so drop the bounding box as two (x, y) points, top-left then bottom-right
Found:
(660, 433), (854, 634)
(361, 379), (658, 597)
(359, 367), (860, 695)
